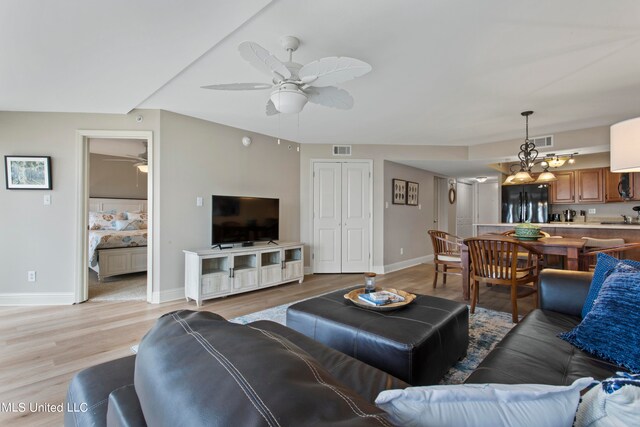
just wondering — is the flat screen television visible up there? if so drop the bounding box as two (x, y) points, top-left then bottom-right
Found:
(211, 195), (279, 246)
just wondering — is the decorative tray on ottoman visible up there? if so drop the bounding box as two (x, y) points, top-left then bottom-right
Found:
(344, 288), (416, 311)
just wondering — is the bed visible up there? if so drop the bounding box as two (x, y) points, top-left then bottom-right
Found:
(88, 198), (148, 280)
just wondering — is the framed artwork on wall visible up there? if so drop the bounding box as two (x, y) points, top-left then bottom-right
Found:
(392, 179), (406, 204)
(5, 156), (52, 190)
(406, 181), (419, 206)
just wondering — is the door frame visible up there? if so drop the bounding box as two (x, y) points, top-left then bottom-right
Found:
(74, 130), (154, 303)
(310, 159), (373, 274)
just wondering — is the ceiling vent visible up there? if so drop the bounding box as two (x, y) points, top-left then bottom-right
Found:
(530, 135), (553, 148)
(332, 145), (352, 156)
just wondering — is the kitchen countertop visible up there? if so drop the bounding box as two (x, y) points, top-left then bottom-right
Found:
(475, 223), (640, 230)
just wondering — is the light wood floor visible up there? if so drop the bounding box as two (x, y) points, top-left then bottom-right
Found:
(0, 263), (535, 426)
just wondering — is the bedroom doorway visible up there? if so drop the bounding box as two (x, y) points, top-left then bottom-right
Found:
(75, 130), (154, 304)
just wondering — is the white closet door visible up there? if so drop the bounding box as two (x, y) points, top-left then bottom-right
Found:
(313, 163), (342, 273)
(341, 162), (371, 273)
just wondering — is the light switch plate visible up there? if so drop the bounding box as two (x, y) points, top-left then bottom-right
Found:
(196, 197), (203, 207)
(43, 194), (51, 205)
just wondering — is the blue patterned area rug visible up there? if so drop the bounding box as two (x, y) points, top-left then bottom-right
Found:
(231, 302), (516, 385)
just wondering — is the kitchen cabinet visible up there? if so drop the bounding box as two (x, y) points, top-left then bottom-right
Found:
(605, 169), (634, 202)
(576, 168), (605, 203)
(550, 168), (604, 204)
(550, 171), (576, 204)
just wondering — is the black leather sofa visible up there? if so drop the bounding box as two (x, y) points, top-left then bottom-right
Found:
(465, 269), (624, 384)
(65, 269), (624, 426)
(65, 310), (408, 427)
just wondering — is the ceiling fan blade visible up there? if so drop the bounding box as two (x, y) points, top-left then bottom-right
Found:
(266, 99), (279, 116)
(103, 158), (138, 163)
(299, 57), (372, 88)
(306, 86), (354, 109)
(201, 83), (272, 90)
(238, 41), (292, 80)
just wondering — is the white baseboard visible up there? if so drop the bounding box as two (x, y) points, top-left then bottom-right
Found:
(383, 255), (433, 274)
(0, 292), (75, 306)
(304, 266), (313, 275)
(151, 287), (185, 304)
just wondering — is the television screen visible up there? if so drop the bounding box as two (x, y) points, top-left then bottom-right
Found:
(211, 195), (279, 245)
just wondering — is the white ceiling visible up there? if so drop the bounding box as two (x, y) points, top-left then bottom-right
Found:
(3, 1), (640, 173)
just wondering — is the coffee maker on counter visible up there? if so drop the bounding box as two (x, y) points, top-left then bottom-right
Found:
(563, 209), (577, 222)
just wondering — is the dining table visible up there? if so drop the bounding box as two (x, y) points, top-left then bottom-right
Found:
(460, 236), (587, 300)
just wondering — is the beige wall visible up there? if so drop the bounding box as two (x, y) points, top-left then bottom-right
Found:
(299, 143), (466, 273)
(470, 125), (610, 162)
(383, 161), (436, 267)
(89, 153), (148, 199)
(0, 110), (160, 303)
(0, 109), (300, 304)
(157, 111), (300, 297)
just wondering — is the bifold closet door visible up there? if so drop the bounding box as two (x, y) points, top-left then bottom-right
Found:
(313, 162), (370, 273)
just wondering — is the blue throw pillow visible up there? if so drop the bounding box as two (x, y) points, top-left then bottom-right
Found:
(560, 264), (640, 373)
(581, 253), (640, 318)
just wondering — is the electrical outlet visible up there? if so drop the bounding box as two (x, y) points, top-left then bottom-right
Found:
(400, 248), (404, 255)
(43, 194), (51, 205)
(27, 271), (36, 282)
(588, 208), (596, 214)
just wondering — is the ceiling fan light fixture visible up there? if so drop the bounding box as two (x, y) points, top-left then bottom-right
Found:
(270, 84), (308, 114)
(475, 176), (488, 183)
(137, 164), (148, 173)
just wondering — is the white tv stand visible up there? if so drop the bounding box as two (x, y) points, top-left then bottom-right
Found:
(184, 242), (304, 306)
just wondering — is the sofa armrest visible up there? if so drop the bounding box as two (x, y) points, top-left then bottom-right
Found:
(64, 355), (136, 427)
(538, 269), (593, 317)
(106, 385), (147, 427)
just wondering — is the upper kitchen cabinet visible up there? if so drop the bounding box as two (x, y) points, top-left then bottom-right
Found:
(576, 168), (605, 203)
(550, 171), (576, 204)
(605, 169), (634, 202)
(550, 168), (605, 204)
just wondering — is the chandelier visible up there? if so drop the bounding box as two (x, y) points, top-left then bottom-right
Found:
(503, 111), (558, 184)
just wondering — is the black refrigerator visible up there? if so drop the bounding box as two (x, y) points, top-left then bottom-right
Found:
(501, 184), (549, 223)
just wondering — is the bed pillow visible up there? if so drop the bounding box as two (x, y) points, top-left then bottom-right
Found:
(114, 219), (144, 231)
(575, 372), (640, 427)
(582, 253), (640, 318)
(560, 264), (640, 373)
(89, 211), (125, 230)
(375, 378), (593, 427)
(126, 212), (148, 221)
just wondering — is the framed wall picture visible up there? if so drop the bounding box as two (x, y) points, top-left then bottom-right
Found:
(5, 156), (52, 190)
(392, 179), (406, 204)
(406, 181), (419, 206)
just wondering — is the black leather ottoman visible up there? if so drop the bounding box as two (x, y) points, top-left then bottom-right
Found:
(286, 288), (469, 385)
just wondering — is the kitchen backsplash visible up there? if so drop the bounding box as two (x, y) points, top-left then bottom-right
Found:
(549, 201), (640, 223)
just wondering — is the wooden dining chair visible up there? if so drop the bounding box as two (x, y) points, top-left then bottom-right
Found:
(579, 239), (640, 271)
(464, 236), (543, 323)
(428, 230), (463, 289)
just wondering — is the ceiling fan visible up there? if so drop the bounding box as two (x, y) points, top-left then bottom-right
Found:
(103, 147), (148, 173)
(202, 36), (372, 115)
